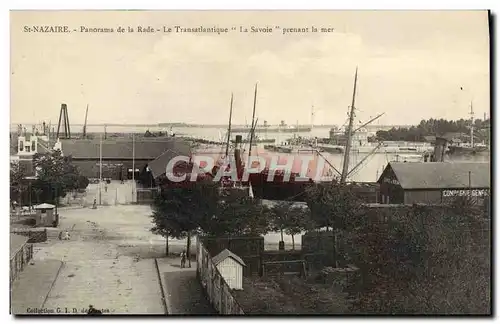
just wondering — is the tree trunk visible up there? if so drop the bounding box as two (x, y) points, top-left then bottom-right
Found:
(187, 233), (192, 268)
(291, 234), (295, 250)
(165, 236), (169, 256)
(280, 229), (284, 242)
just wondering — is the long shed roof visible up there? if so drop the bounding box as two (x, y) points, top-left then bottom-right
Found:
(379, 162), (490, 190)
(59, 138), (191, 160)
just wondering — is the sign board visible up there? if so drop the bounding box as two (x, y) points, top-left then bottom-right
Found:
(383, 177), (400, 185)
(442, 189), (489, 197)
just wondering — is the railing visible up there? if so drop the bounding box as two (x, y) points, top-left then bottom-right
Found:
(10, 243), (33, 285)
(196, 239), (245, 315)
(11, 228), (48, 243)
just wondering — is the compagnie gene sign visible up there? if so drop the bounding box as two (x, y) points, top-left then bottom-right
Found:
(442, 189), (489, 197)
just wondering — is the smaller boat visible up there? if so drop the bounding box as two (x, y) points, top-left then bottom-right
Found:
(391, 154), (424, 163)
(232, 136), (275, 144)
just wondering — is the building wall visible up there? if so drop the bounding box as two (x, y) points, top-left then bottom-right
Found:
(403, 188), (489, 205)
(72, 159), (150, 180)
(216, 258), (243, 290)
(404, 190), (442, 204)
(378, 167), (404, 204)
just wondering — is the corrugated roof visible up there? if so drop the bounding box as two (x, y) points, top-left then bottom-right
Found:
(148, 144), (193, 179)
(59, 138), (191, 160)
(212, 249), (246, 267)
(384, 162), (490, 190)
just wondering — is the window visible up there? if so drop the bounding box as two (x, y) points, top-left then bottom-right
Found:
(31, 141), (36, 152)
(25, 146), (30, 152)
(19, 141), (23, 151)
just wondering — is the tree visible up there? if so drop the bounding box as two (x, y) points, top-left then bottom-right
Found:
(284, 206), (306, 250)
(345, 200), (490, 314)
(151, 178), (220, 266)
(269, 201), (307, 250)
(206, 188), (271, 237)
(10, 161), (25, 205)
(304, 179), (364, 265)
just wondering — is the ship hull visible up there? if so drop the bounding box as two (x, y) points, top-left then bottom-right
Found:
(447, 146), (489, 155)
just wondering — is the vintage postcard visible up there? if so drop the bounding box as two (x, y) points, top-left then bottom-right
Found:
(9, 10), (491, 315)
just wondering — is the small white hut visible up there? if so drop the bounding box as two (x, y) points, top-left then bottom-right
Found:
(33, 203), (56, 227)
(212, 249), (246, 290)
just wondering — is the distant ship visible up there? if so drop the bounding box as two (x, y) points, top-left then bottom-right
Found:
(231, 125), (312, 133)
(446, 102), (490, 156)
(447, 143), (489, 155)
(232, 136), (275, 144)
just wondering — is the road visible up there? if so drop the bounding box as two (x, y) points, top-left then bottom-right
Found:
(29, 205), (168, 314)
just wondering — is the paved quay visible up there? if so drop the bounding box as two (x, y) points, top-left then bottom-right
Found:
(156, 257), (215, 315)
(11, 205), (167, 315)
(10, 260), (63, 314)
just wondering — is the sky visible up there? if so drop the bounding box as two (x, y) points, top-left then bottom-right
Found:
(10, 10), (490, 126)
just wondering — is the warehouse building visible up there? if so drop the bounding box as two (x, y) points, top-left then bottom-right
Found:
(377, 162), (490, 205)
(56, 138), (192, 181)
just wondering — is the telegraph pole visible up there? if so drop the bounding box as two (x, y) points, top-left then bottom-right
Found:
(132, 133), (135, 203)
(99, 133), (103, 205)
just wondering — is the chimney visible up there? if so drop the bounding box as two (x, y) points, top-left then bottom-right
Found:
(234, 135), (243, 178)
(432, 136), (448, 162)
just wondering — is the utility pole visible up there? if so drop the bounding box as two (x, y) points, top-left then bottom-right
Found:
(340, 67), (358, 184)
(132, 133), (135, 202)
(99, 133), (102, 205)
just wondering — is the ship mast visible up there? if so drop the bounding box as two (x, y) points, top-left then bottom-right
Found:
(225, 93), (234, 157)
(82, 104), (89, 139)
(469, 101), (474, 147)
(247, 83), (258, 162)
(311, 105), (315, 131)
(340, 67), (358, 184)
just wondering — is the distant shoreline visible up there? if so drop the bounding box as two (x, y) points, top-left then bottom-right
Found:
(10, 123), (412, 129)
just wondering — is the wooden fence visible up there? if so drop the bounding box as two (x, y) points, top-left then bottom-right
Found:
(10, 243), (33, 285)
(196, 239), (245, 315)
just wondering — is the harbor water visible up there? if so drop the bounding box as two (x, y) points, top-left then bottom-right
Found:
(11, 124), (490, 183)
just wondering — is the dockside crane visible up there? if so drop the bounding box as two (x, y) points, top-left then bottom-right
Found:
(56, 103), (71, 139)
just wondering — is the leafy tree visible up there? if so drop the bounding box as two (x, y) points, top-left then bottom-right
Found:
(10, 152), (88, 206)
(77, 175), (90, 190)
(346, 201), (490, 314)
(150, 178), (220, 266)
(270, 201), (307, 250)
(284, 206), (306, 250)
(206, 188), (271, 237)
(304, 179), (364, 265)
(375, 117), (490, 143)
(32, 150), (85, 203)
(10, 162), (25, 205)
